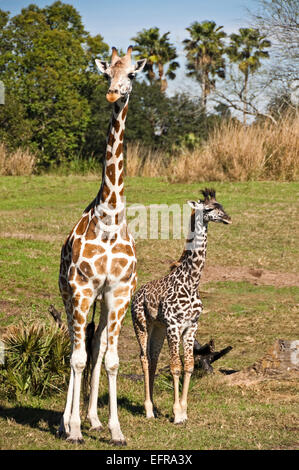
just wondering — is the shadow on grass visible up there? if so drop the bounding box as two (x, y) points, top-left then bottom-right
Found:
(97, 392), (144, 416)
(0, 404), (61, 436)
(0, 392), (144, 438)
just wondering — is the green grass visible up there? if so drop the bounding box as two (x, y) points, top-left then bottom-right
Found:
(0, 176), (298, 449)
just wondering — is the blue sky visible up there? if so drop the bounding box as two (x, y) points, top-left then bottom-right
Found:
(0, 0), (257, 48)
(0, 0), (259, 96)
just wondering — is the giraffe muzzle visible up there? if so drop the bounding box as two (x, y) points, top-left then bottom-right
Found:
(222, 216), (232, 224)
(106, 91), (121, 103)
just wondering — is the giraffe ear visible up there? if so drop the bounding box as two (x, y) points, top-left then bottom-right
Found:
(188, 200), (204, 211)
(134, 59), (147, 73)
(187, 200), (197, 209)
(95, 59), (109, 74)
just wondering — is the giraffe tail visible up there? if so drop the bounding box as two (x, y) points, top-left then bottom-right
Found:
(83, 301), (96, 404)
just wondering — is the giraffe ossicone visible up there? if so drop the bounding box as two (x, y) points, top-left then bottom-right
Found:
(58, 46), (145, 445)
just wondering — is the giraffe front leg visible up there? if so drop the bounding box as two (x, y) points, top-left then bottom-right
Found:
(58, 367), (74, 437)
(58, 295), (74, 438)
(104, 290), (130, 445)
(179, 325), (198, 423)
(167, 327), (184, 424)
(67, 345), (87, 443)
(87, 302), (108, 431)
(66, 294), (92, 443)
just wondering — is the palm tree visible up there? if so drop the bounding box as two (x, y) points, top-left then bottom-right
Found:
(183, 21), (227, 109)
(131, 27), (179, 92)
(226, 28), (271, 123)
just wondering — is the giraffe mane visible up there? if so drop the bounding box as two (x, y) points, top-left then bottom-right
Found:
(201, 188), (216, 202)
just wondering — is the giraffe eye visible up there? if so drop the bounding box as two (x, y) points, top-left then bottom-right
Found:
(128, 73), (135, 80)
(103, 73), (110, 80)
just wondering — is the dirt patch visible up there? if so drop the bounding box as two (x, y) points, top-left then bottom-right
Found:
(0, 300), (22, 318)
(200, 265), (299, 288)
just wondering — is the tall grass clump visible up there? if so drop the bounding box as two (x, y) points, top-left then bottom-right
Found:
(125, 115), (299, 182)
(0, 323), (71, 399)
(167, 115), (299, 182)
(125, 142), (167, 177)
(0, 143), (36, 176)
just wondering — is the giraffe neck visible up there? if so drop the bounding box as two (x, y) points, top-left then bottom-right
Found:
(95, 96), (129, 221)
(182, 212), (208, 289)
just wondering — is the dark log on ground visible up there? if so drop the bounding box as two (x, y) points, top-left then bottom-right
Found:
(193, 338), (233, 374)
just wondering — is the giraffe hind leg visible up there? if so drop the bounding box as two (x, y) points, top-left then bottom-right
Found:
(132, 301), (154, 418)
(148, 324), (166, 414)
(87, 300), (108, 431)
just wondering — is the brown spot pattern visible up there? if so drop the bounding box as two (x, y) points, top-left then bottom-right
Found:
(69, 266), (75, 281)
(118, 173), (123, 186)
(94, 254), (107, 275)
(108, 133), (116, 147)
(109, 322), (117, 333)
(76, 215), (89, 236)
(72, 238), (82, 264)
(121, 260), (135, 282)
(112, 243), (134, 257)
(80, 260), (93, 278)
(106, 163), (116, 185)
(85, 216), (98, 241)
(110, 311), (116, 321)
(122, 105), (128, 120)
(115, 143), (123, 158)
(81, 297), (90, 313)
(83, 243), (105, 258)
(102, 182), (110, 201)
(109, 191), (117, 206)
(74, 310), (85, 324)
(111, 257), (128, 277)
(76, 270), (88, 286)
(113, 118), (120, 133)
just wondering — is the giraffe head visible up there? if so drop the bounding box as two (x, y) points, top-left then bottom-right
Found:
(95, 46), (146, 103)
(188, 188), (232, 225)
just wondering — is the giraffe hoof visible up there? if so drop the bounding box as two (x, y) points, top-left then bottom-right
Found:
(66, 437), (85, 444)
(110, 439), (127, 447)
(174, 418), (187, 425)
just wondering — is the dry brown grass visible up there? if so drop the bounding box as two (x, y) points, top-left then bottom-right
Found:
(0, 143), (36, 176)
(125, 142), (167, 178)
(126, 115), (299, 182)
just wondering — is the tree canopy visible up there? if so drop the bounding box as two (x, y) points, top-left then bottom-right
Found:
(0, 2), (283, 169)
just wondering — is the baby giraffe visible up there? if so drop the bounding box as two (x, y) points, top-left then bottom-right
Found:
(131, 189), (231, 424)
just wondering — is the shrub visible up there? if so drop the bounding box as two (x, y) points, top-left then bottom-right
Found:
(0, 143), (36, 176)
(0, 323), (71, 399)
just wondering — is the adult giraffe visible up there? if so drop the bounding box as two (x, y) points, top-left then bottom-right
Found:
(58, 46), (146, 444)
